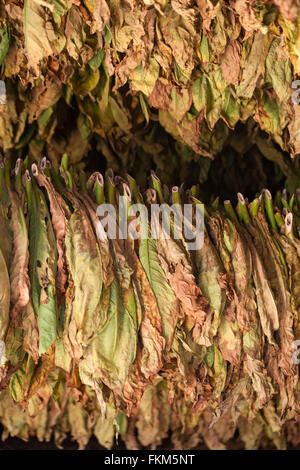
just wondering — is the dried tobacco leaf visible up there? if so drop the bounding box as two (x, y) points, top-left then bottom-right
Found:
(0, 161), (298, 450)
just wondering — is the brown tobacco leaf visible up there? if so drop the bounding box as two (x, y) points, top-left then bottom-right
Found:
(243, 354), (274, 410)
(148, 78), (172, 111)
(78, 279), (137, 404)
(204, 219), (241, 362)
(22, 301), (39, 364)
(237, 31), (270, 98)
(288, 105), (300, 157)
(217, 313), (242, 366)
(248, 240), (279, 343)
(2, 162), (300, 450)
(135, 379), (171, 448)
(231, 0), (261, 34)
(114, 50), (145, 91)
(128, 250), (165, 379)
(23, 0), (54, 75)
(253, 210), (296, 377)
(273, 233), (300, 338)
(221, 40), (242, 87)
(8, 190), (30, 323)
(0, 200), (12, 270)
(27, 73), (63, 123)
(22, 346), (55, 407)
(35, 170), (71, 303)
(154, 231), (209, 340)
(86, 0), (110, 35)
(168, 88), (193, 124)
(75, 191), (114, 288)
(272, 0), (300, 22)
(63, 193), (103, 361)
(2, 0), (300, 165)
(223, 221), (258, 333)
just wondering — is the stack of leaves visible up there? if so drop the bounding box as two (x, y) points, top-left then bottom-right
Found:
(1, 0), (300, 170)
(0, 155), (299, 450)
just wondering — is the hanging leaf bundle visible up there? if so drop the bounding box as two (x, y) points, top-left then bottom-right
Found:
(1, 0), (300, 170)
(0, 156), (299, 450)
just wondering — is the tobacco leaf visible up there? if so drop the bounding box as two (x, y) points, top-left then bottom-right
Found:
(28, 182), (58, 356)
(139, 236), (179, 349)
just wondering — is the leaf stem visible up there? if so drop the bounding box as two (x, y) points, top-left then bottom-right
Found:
(264, 190), (277, 231)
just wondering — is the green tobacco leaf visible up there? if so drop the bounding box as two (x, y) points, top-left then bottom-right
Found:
(65, 5), (84, 61)
(67, 397), (91, 450)
(192, 70), (227, 128)
(129, 59), (160, 96)
(28, 181), (58, 355)
(192, 75), (211, 114)
(88, 49), (105, 71)
(94, 399), (118, 449)
(222, 89), (240, 128)
(139, 93), (149, 124)
(108, 96), (131, 132)
(197, 34), (210, 63)
(136, 380), (171, 447)
(139, 237), (178, 348)
(0, 248), (10, 349)
(0, 21), (10, 66)
(9, 354), (35, 402)
(211, 343), (227, 398)
(265, 38), (292, 103)
(38, 107), (54, 129)
(72, 68), (100, 96)
(260, 94), (280, 136)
